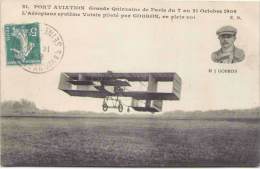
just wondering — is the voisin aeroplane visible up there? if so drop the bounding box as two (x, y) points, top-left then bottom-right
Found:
(58, 71), (181, 113)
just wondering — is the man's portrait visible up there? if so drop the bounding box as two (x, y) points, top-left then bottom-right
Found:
(211, 25), (245, 64)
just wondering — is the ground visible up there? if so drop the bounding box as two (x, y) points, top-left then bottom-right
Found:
(1, 116), (260, 167)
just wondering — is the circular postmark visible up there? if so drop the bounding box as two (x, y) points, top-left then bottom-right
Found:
(16, 23), (64, 74)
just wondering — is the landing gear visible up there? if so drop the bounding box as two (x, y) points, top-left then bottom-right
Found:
(102, 103), (108, 111)
(102, 96), (125, 112)
(118, 103), (123, 112)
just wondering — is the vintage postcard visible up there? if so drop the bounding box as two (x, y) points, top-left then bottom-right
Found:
(1, 0), (260, 167)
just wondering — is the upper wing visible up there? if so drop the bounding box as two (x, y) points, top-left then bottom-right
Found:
(64, 72), (179, 82)
(59, 72), (181, 100)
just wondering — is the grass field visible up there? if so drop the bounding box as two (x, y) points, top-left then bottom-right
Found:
(1, 116), (260, 167)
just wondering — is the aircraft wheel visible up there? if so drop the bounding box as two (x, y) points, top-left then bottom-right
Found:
(102, 103), (108, 111)
(118, 103), (123, 112)
(127, 107), (130, 112)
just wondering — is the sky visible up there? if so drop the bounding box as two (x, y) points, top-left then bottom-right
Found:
(1, 0), (259, 113)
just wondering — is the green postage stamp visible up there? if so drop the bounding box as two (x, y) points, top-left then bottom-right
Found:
(5, 22), (41, 65)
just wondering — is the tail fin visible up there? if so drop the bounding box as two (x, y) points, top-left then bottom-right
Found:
(131, 98), (163, 112)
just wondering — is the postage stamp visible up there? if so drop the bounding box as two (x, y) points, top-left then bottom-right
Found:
(5, 22), (41, 65)
(4, 22), (64, 73)
(19, 23), (64, 74)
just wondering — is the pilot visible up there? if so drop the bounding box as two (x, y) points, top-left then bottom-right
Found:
(211, 25), (245, 64)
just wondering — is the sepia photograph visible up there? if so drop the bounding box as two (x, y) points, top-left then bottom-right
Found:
(211, 25), (245, 64)
(1, 0), (260, 167)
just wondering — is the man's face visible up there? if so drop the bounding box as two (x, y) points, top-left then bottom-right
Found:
(218, 34), (236, 49)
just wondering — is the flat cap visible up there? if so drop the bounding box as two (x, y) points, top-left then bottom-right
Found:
(216, 26), (237, 36)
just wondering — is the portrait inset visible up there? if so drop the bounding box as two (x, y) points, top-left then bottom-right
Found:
(211, 25), (245, 64)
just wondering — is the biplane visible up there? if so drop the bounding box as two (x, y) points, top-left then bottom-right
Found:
(58, 71), (181, 113)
